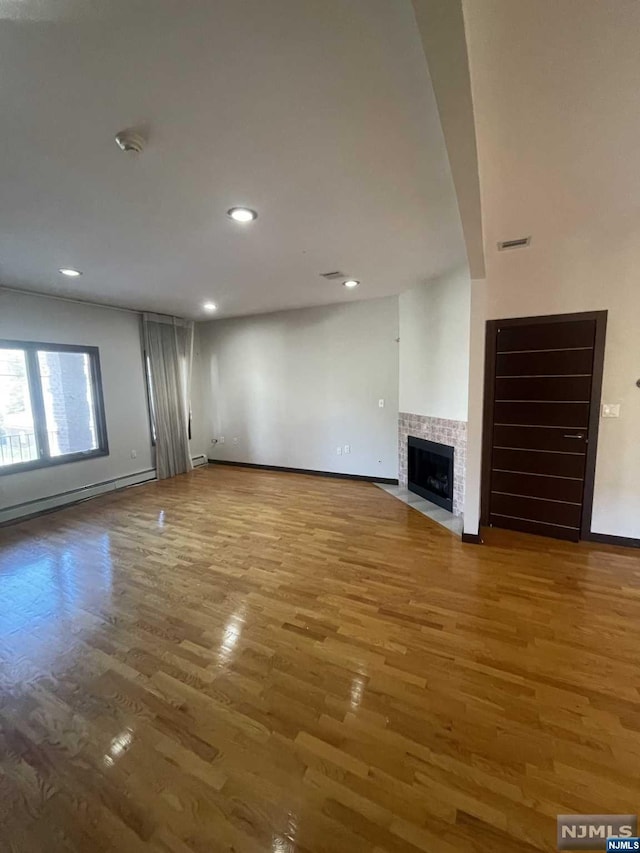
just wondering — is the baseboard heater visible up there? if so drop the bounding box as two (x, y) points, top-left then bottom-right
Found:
(0, 468), (157, 526)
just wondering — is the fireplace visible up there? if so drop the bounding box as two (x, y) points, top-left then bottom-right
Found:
(407, 436), (454, 512)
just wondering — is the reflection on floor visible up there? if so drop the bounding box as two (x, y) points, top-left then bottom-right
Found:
(376, 482), (464, 536)
(1, 464), (640, 852)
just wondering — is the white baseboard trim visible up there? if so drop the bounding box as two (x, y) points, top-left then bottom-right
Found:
(0, 468), (157, 525)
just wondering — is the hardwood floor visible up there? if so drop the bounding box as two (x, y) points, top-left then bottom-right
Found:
(1, 465), (639, 852)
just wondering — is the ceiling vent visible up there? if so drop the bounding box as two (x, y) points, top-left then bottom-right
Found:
(497, 236), (531, 251)
(320, 271), (346, 281)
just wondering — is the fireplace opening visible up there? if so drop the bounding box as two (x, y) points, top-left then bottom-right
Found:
(407, 436), (454, 512)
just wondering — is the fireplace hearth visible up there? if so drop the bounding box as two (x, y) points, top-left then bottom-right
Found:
(407, 436), (454, 512)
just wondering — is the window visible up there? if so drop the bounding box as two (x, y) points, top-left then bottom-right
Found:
(0, 341), (108, 474)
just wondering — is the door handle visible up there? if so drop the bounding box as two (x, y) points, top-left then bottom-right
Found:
(563, 433), (585, 439)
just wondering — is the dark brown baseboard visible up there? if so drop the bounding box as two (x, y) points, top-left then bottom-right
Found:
(208, 459), (398, 485)
(461, 531), (483, 544)
(584, 532), (640, 549)
(478, 526), (639, 550)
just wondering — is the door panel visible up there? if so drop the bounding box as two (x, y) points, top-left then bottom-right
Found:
(496, 320), (595, 352)
(494, 401), (590, 427)
(496, 348), (594, 377)
(492, 447), (587, 479)
(491, 470), (584, 503)
(486, 317), (598, 541)
(493, 425), (587, 453)
(490, 493), (582, 528)
(489, 514), (581, 541)
(495, 375), (592, 402)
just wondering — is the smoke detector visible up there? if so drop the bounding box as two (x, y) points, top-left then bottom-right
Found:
(115, 128), (146, 153)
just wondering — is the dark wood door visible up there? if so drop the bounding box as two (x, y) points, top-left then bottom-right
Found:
(484, 315), (604, 541)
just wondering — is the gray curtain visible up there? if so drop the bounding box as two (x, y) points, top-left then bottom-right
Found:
(143, 313), (194, 479)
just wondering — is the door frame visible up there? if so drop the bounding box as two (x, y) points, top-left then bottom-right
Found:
(480, 310), (608, 540)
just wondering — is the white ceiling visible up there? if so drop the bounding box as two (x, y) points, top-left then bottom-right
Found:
(0, 0), (466, 318)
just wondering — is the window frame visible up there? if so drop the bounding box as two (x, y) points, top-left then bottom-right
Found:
(0, 339), (109, 476)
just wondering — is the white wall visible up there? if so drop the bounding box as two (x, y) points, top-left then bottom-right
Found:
(0, 290), (154, 512)
(199, 298), (399, 479)
(189, 323), (208, 462)
(463, 277), (487, 533)
(412, 0), (485, 279)
(463, 0), (640, 539)
(399, 266), (470, 420)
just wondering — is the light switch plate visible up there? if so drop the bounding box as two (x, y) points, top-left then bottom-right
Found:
(602, 403), (621, 418)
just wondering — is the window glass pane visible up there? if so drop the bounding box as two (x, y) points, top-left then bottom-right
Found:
(0, 348), (39, 467)
(37, 351), (98, 457)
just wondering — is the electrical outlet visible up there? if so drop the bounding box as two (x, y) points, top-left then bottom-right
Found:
(378, 399), (385, 408)
(233, 437), (238, 444)
(344, 444), (351, 454)
(130, 449), (137, 459)
(219, 436), (225, 443)
(336, 446), (342, 456)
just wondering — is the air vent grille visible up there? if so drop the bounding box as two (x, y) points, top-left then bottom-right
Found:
(320, 271), (346, 280)
(497, 236), (531, 251)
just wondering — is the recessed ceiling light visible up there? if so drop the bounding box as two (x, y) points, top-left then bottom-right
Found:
(59, 268), (82, 277)
(343, 279), (359, 288)
(227, 207), (258, 223)
(203, 302), (217, 312)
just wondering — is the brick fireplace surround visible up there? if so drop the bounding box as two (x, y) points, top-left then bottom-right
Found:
(398, 413), (467, 517)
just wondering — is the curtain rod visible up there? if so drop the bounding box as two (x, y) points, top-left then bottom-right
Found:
(0, 284), (181, 320)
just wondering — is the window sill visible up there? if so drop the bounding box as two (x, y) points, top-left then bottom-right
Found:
(0, 448), (109, 477)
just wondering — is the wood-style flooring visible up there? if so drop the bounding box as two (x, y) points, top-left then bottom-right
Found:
(1, 465), (639, 852)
